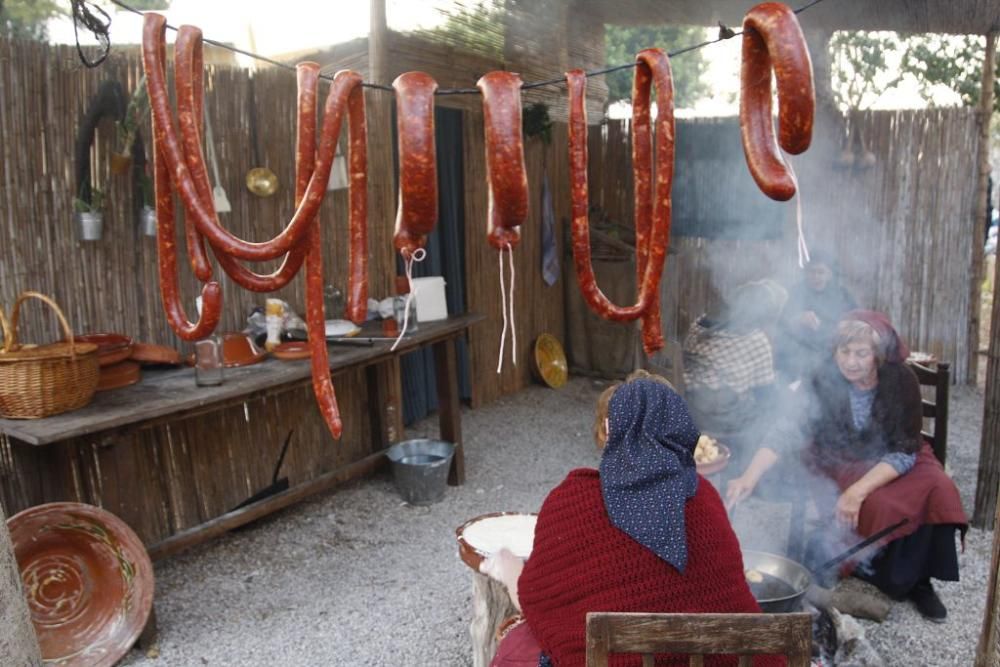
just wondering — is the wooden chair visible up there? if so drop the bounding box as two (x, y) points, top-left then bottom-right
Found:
(907, 360), (950, 465)
(586, 612), (812, 667)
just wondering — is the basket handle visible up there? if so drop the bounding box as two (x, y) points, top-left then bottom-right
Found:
(8, 292), (79, 358)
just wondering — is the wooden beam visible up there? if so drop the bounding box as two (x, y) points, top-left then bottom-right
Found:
(968, 32), (999, 383)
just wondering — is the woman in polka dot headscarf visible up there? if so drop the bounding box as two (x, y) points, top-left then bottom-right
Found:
(482, 370), (781, 667)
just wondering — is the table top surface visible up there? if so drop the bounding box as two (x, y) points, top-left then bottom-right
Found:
(0, 314), (483, 446)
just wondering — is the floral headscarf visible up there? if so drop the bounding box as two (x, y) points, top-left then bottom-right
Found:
(599, 378), (701, 572)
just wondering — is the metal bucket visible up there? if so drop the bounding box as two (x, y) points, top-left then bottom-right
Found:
(385, 439), (455, 505)
(76, 211), (103, 241)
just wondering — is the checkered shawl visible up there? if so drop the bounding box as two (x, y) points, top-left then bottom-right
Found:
(682, 317), (775, 394)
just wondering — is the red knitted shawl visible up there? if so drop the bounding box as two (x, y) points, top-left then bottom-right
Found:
(518, 469), (786, 667)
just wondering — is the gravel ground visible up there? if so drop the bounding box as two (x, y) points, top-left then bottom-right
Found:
(120, 378), (989, 667)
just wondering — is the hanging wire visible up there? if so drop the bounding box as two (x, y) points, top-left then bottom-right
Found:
(71, 0), (112, 67)
(103, 0), (828, 93)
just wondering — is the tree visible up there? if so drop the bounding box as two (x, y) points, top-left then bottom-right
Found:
(829, 31), (904, 110)
(900, 34), (1000, 114)
(604, 25), (711, 109)
(123, 0), (171, 9)
(0, 0), (62, 41)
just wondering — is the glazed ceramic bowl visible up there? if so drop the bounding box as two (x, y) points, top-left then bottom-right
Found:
(96, 361), (141, 392)
(7, 502), (154, 667)
(129, 342), (182, 366)
(696, 442), (731, 477)
(272, 341), (312, 361)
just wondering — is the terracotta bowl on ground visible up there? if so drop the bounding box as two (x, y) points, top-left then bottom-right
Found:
(96, 360), (141, 392)
(68, 333), (133, 367)
(7, 502), (154, 667)
(221, 332), (267, 368)
(455, 512), (538, 573)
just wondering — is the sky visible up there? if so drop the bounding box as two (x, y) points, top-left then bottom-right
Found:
(47, 1), (962, 117)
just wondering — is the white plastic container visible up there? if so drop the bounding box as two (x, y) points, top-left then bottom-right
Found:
(411, 276), (448, 322)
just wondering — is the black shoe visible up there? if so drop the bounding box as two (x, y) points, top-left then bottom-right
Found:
(908, 581), (947, 623)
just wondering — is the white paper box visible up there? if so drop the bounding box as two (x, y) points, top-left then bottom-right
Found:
(411, 276), (448, 322)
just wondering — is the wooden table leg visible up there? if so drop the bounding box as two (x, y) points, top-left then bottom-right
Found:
(433, 336), (464, 486)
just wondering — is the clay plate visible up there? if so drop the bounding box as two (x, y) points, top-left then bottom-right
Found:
(272, 341), (312, 361)
(7, 502), (154, 667)
(221, 332), (268, 368)
(67, 333), (134, 367)
(96, 361), (141, 392)
(130, 342), (182, 366)
(696, 442), (731, 477)
(455, 512), (537, 573)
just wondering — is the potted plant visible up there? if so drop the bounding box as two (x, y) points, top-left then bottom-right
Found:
(111, 75), (148, 175)
(74, 185), (106, 241)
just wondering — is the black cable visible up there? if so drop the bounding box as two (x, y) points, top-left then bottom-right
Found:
(104, 0), (828, 94)
(72, 0), (112, 67)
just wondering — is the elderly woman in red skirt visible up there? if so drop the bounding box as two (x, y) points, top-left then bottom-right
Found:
(727, 311), (967, 623)
(481, 370), (783, 666)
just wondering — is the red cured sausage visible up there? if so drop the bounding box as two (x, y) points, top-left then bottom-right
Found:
(565, 51), (673, 356)
(151, 90), (222, 341)
(175, 25), (311, 293)
(143, 13), (340, 263)
(739, 2), (814, 201)
(344, 73), (369, 325)
(392, 72), (438, 258)
(476, 71), (528, 251)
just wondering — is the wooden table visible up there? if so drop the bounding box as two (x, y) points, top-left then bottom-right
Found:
(0, 314), (483, 561)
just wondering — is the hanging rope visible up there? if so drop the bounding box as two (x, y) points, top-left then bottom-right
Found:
(71, 0), (111, 68)
(390, 248), (427, 351)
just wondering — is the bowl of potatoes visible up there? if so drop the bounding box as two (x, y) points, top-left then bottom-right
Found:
(694, 434), (730, 476)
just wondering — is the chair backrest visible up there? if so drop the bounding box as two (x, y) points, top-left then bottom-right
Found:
(907, 360), (949, 465)
(586, 612), (812, 667)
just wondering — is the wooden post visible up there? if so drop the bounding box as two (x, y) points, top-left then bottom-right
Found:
(968, 31), (998, 384)
(0, 500), (43, 665)
(973, 31), (999, 529)
(976, 493), (1000, 666)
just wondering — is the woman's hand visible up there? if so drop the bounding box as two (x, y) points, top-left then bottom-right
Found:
(799, 310), (821, 331)
(726, 475), (758, 510)
(479, 547), (525, 610)
(835, 487), (866, 530)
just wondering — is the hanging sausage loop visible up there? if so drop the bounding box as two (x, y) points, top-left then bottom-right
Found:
(391, 247), (427, 351)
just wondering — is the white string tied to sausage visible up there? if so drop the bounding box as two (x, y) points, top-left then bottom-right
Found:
(787, 161), (810, 269)
(391, 247), (426, 351)
(496, 243), (518, 373)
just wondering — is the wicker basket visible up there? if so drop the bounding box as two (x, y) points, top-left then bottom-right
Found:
(0, 292), (99, 419)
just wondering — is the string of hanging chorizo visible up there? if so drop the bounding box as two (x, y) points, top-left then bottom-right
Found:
(565, 48), (674, 355)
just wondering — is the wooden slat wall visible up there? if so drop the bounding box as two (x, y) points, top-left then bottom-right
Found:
(463, 115), (570, 407)
(585, 110), (980, 383)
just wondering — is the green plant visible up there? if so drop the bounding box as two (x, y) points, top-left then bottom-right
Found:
(73, 186), (105, 214)
(116, 74), (149, 157)
(140, 173), (155, 208)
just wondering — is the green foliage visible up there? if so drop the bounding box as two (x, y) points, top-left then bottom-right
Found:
(419, 2), (504, 60)
(829, 31), (903, 110)
(604, 25), (711, 108)
(116, 75), (149, 155)
(0, 0), (63, 41)
(899, 34), (1000, 113)
(830, 31), (999, 113)
(74, 186), (105, 214)
(523, 103), (552, 144)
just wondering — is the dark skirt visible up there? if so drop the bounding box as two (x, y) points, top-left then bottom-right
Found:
(856, 523), (960, 599)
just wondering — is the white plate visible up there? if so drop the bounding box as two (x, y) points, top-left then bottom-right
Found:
(325, 320), (361, 338)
